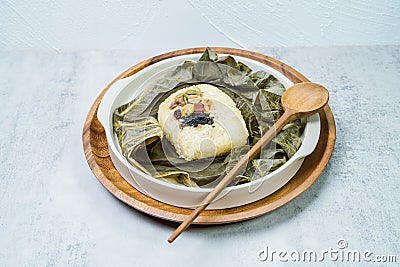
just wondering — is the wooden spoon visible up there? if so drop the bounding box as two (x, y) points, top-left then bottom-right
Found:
(168, 82), (329, 243)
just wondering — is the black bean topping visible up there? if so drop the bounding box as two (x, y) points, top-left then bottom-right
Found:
(179, 112), (214, 127)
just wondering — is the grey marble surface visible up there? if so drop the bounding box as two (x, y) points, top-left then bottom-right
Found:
(0, 46), (399, 266)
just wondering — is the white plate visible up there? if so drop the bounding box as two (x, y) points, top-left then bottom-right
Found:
(97, 54), (320, 209)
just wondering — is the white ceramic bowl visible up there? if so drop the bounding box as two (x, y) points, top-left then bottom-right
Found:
(97, 53), (320, 209)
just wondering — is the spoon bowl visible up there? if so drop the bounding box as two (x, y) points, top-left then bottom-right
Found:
(282, 82), (329, 116)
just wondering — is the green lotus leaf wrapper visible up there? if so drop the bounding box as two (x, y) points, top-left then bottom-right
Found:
(113, 47), (304, 188)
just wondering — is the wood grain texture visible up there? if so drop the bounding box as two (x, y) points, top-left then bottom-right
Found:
(82, 47), (336, 224)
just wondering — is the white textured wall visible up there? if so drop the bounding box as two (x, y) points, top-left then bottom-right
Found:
(1, 0), (399, 50)
(190, 0), (400, 47)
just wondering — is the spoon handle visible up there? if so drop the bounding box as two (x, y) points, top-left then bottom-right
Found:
(168, 109), (297, 243)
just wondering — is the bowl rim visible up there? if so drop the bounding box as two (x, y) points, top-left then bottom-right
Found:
(98, 50), (320, 193)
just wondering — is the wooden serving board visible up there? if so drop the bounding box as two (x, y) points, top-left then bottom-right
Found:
(82, 47), (336, 224)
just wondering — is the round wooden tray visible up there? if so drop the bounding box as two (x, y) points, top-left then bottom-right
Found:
(82, 47), (336, 224)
